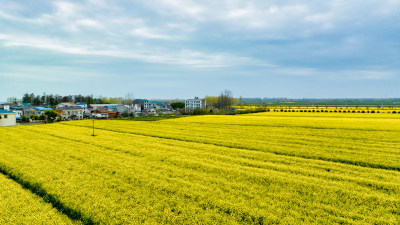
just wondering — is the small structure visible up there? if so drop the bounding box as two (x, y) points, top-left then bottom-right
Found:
(0, 109), (17, 127)
(185, 97), (206, 110)
(116, 105), (130, 116)
(92, 110), (121, 119)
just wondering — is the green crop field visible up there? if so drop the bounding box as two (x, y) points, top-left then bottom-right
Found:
(1, 112), (400, 224)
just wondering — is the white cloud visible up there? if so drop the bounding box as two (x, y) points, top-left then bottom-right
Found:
(0, 33), (266, 68)
(53, 1), (79, 18)
(150, 0), (205, 19)
(1, 66), (99, 82)
(0, 0), (398, 82)
(130, 28), (176, 40)
(76, 19), (103, 30)
(274, 67), (395, 80)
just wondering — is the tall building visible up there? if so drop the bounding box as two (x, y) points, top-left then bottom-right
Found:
(185, 97), (206, 110)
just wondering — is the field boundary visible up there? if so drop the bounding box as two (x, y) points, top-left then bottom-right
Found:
(0, 164), (97, 225)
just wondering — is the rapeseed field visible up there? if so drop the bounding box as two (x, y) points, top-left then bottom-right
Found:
(0, 112), (399, 224)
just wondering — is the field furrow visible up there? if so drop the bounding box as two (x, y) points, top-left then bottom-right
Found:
(63, 118), (400, 171)
(0, 172), (77, 224)
(1, 112), (400, 224)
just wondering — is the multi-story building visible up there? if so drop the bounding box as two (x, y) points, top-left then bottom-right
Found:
(132, 99), (149, 111)
(56, 106), (84, 120)
(185, 97), (206, 110)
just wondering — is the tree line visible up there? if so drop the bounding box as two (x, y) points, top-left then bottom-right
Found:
(21, 93), (133, 107)
(19, 90), (237, 109)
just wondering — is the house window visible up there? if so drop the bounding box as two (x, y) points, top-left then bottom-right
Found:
(4, 115), (8, 119)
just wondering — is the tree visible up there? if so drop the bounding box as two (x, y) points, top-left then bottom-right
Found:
(171, 102), (185, 109)
(124, 92), (135, 105)
(30, 114), (37, 120)
(22, 93), (32, 103)
(21, 115), (28, 123)
(39, 114), (46, 121)
(44, 110), (58, 123)
(33, 95), (41, 106)
(205, 96), (218, 107)
(217, 89), (234, 110)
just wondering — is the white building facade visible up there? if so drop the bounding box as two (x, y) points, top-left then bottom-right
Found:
(185, 97), (206, 110)
(0, 110), (17, 127)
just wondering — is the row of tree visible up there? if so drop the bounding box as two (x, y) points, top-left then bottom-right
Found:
(21, 93), (134, 107)
(206, 90), (237, 109)
(20, 90), (237, 109)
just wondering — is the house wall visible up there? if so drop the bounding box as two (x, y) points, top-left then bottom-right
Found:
(11, 110), (23, 119)
(0, 113), (17, 127)
(57, 109), (83, 120)
(185, 99), (206, 109)
(23, 110), (38, 117)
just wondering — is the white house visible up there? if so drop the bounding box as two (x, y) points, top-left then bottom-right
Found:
(90, 104), (119, 111)
(0, 109), (17, 127)
(185, 97), (206, 110)
(10, 107), (23, 120)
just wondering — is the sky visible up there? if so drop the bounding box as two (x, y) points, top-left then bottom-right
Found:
(0, 0), (399, 101)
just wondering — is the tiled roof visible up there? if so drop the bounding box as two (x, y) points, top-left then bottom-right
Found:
(58, 106), (83, 110)
(36, 107), (53, 111)
(0, 110), (14, 114)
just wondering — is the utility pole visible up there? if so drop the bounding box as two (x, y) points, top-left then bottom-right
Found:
(92, 119), (95, 136)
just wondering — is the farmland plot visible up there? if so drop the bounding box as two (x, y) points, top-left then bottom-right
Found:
(0, 112), (399, 224)
(0, 173), (76, 224)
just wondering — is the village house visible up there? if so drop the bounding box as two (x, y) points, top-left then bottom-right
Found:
(92, 110), (121, 119)
(10, 107), (23, 120)
(91, 110), (108, 119)
(132, 104), (142, 112)
(21, 106), (38, 118)
(35, 107), (53, 115)
(57, 102), (77, 108)
(132, 99), (149, 111)
(0, 109), (17, 127)
(90, 104), (119, 111)
(56, 106), (84, 120)
(116, 105), (130, 115)
(185, 97), (206, 110)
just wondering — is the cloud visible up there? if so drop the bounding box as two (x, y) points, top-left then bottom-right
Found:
(147, 0), (205, 19)
(0, 32), (268, 68)
(273, 67), (395, 80)
(76, 19), (103, 30)
(130, 27), (177, 40)
(0, 0), (399, 101)
(53, 1), (78, 18)
(1, 65), (99, 82)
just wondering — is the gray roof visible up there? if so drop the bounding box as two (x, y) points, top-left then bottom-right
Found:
(58, 106), (83, 110)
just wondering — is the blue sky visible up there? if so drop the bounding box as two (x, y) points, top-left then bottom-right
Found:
(0, 0), (399, 100)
